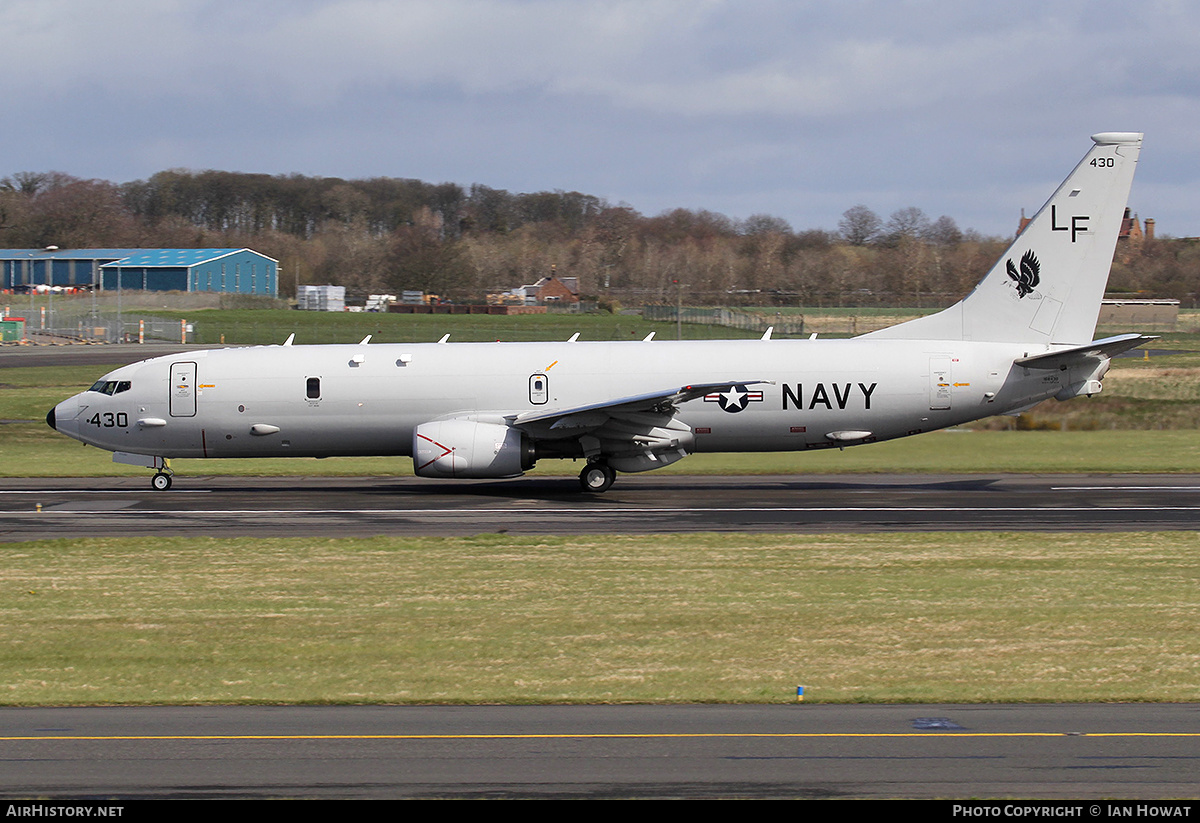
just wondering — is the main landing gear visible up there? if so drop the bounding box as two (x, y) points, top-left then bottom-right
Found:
(579, 460), (616, 493)
(151, 468), (173, 490)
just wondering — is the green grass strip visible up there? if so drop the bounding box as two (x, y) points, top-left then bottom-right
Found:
(1, 532), (1196, 705)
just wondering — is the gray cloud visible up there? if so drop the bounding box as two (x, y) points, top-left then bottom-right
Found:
(3, 0), (1197, 236)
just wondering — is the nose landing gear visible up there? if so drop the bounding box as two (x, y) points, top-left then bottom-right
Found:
(112, 451), (175, 490)
(149, 458), (173, 491)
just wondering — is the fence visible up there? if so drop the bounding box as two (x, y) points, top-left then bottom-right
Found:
(14, 301), (190, 344)
(641, 305), (935, 336)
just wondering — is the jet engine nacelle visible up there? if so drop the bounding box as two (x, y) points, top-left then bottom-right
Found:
(412, 419), (536, 479)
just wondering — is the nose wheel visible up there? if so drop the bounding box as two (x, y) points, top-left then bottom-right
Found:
(151, 470), (173, 491)
(579, 461), (616, 493)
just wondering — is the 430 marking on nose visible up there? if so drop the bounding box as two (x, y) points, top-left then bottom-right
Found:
(87, 412), (129, 428)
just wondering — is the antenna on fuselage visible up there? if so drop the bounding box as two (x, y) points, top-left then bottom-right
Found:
(283, 334), (295, 346)
(761, 326), (773, 340)
(438, 334), (450, 344)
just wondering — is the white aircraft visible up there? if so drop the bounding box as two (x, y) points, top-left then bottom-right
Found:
(48, 132), (1151, 492)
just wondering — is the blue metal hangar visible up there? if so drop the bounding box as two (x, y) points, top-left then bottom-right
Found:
(0, 248), (278, 295)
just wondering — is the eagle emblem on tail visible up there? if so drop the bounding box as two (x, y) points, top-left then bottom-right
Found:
(1006, 250), (1040, 298)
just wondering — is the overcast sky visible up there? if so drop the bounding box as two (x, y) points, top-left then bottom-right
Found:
(4, 0), (1197, 236)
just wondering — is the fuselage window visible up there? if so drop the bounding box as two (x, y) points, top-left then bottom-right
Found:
(306, 377), (321, 399)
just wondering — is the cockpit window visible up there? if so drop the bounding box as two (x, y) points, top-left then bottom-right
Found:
(88, 380), (132, 395)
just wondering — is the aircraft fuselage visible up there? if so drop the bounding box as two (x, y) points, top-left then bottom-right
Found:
(45, 134), (1147, 490)
(50, 337), (1081, 461)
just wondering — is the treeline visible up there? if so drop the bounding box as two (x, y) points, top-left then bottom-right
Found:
(0, 169), (1193, 306)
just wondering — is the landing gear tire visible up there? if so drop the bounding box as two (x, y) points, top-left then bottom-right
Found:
(579, 462), (616, 493)
(151, 472), (172, 491)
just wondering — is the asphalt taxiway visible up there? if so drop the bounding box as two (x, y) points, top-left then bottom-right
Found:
(3, 473), (1200, 540)
(1, 704), (1197, 799)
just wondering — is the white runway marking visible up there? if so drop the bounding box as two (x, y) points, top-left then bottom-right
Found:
(0, 489), (211, 494)
(17, 506), (1200, 516)
(1051, 486), (1200, 491)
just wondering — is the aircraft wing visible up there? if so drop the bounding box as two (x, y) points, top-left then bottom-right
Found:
(509, 380), (769, 435)
(1015, 334), (1158, 370)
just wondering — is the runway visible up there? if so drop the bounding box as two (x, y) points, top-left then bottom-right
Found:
(1, 704), (1197, 799)
(3, 473), (1200, 540)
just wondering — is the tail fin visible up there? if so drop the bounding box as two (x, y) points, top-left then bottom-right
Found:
(865, 132), (1142, 344)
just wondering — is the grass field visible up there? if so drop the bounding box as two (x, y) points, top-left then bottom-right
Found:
(2, 532), (1196, 705)
(23, 295), (1200, 342)
(125, 306), (767, 345)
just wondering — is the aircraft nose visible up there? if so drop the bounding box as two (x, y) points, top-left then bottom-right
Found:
(46, 406), (56, 431)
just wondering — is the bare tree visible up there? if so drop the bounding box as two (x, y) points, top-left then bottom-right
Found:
(925, 214), (963, 246)
(741, 214), (792, 236)
(838, 205), (881, 246)
(881, 206), (930, 246)
(2, 172), (50, 196)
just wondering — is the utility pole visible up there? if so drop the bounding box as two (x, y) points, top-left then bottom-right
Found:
(674, 278), (685, 340)
(46, 246), (57, 337)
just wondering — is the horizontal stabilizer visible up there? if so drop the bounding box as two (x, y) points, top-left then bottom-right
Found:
(1016, 333), (1158, 369)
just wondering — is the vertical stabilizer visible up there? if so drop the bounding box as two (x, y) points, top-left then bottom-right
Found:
(865, 132), (1142, 344)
